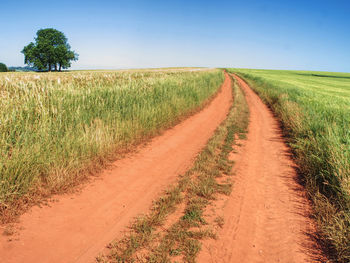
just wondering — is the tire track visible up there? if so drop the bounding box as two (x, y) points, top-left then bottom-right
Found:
(198, 74), (322, 263)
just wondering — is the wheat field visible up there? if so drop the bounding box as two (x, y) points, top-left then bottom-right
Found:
(0, 69), (224, 211)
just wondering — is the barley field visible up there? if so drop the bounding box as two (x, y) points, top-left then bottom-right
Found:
(229, 68), (350, 262)
(0, 69), (224, 212)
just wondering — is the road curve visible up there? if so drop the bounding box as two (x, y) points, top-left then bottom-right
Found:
(198, 75), (321, 263)
(0, 74), (233, 263)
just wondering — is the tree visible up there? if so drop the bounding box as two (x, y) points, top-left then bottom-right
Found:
(55, 44), (77, 71)
(0, 63), (8, 72)
(22, 28), (78, 71)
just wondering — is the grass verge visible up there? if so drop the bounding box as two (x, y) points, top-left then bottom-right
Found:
(229, 69), (350, 262)
(97, 74), (249, 262)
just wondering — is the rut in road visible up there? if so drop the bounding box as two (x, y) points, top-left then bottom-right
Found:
(0, 74), (232, 263)
(198, 75), (323, 263)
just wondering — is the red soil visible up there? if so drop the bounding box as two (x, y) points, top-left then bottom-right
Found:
(198, 75), (322, 262)
(0, 74), (233, 263)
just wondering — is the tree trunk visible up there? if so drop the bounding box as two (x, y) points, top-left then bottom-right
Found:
(59, 64), (62, 72)
(54, 64), (57, 71)
(48, 64), (51, 72)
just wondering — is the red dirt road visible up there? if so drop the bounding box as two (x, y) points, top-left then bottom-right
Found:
(0, 75), (232, 263)
(198, 75), (320, 262)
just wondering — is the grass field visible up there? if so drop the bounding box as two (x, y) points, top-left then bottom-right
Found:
(229, 68), (350, 262)
(0, 69), (224, 219)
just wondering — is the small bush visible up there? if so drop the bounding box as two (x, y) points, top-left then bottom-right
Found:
(0, 63), (8, 72)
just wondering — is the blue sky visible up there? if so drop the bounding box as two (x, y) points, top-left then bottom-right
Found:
(1, 0), (349, 71)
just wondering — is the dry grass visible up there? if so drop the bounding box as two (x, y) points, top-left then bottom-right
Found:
(0, 69), (224, 223)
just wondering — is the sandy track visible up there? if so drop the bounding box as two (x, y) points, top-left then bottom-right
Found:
(198, 75), (321, 262)
(0, 74), (232, 263)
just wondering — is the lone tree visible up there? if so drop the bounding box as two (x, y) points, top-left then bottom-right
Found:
(0, 63), (8, 72)
(22, 28), (78, 71)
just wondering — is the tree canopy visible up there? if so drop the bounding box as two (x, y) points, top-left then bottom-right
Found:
(0, 63), (8, 72)
(22, 28), (78, 71)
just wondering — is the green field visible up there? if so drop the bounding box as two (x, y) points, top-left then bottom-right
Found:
(228, 68), (350, 262)
(0, 69), (224, 218)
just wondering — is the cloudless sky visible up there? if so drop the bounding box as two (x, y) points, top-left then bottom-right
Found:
(1, 0), (349, 71)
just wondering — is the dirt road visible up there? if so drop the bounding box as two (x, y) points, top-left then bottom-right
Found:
(0, 74), (232, 263)
(198, 75), (320, 262)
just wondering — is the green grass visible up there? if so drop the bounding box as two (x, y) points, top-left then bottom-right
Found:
(228, 68), (350, 262)
(97, 74), (249, 262)
(0, 69), (224, 221)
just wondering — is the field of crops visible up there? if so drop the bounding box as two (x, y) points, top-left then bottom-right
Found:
(0, 69), (224, 216)
(229, 68), (350, 262)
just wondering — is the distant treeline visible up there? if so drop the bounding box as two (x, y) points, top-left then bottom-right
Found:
(8, 66), (37, 72)
(0, 63), (37, 72)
